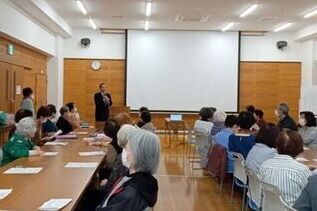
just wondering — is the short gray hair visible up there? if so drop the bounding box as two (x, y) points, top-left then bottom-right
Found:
(16, 117), (36, 137)
(278, 103), (289, 115)
(213, 111), (227, 123)
(128, 129), (160, 174)
(117, 124), (138, 147)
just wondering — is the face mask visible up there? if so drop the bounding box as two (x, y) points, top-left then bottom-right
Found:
(121, 149), (132, 169)
(30, 94), (35, 100)
(299, 118), (306, 127)
(73, 107), (78, 113)
(274, 110), (279, 117)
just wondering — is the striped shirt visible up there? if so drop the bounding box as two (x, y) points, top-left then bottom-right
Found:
(259, 154), (311, 206)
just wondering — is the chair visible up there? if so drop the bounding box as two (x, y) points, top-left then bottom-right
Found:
(279, 196), (297, 211)
(245, 168), (262, 210)
(0, 148), (2, 166)
(230, 152), (248, 211)
(205, 144), (227, 194)
(187, 130), (207, 169)
(261, 180), (287, 211)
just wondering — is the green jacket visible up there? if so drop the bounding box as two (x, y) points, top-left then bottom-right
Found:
(1, 133), (35, 166)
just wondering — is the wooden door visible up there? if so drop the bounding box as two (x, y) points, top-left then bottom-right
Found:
(0, 62), (11, 112)
(35, 73), (47, 108)
(11, 65), (24, 113)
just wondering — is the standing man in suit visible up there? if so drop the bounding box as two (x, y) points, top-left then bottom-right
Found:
(94, 83), (112, 122)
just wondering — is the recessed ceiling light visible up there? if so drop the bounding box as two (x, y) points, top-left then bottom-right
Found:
(144, 20), (150, 31)
(222, 22), (234, 31)
(304, 9), (317, 19)
(145, 2), (152, 17)
(89, 18), (97, 29)
(274, 23), (292, 32)
(240, 4), (259, 18)
(76, 1), (87, 15)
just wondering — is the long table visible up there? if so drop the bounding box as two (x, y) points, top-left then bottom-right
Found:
(0, 128), (107, 210)
(298, 147), (317, 170)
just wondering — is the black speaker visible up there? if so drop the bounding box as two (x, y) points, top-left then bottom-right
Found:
(277, 41), (287, 50)
(81, 38), (91, 47)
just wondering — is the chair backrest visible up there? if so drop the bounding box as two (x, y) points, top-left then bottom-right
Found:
(279, 196), (297, 211)
(232, 152), (247, 185)
(205, 144), (227, 180)
(261, 179), (286, 211)
(194, 131), (209, 146)
(0, 148), (3, 165)
(246, 168), (262, 209)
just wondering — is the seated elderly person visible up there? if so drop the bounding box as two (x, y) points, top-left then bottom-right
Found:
(276, 103), (297, 131)
(1, 117), (44, 166)
(137, 111), (155, 133)
(0, 111), (14, 125)
(260, 129), (311, 206)
(293, 175), (317, 211)
(96, 129), (160, 210)
(210, 111), (227, 136)
(56, 106), (80, 134)
(43, 104), (58, 133)
(298, 111), (317, 148)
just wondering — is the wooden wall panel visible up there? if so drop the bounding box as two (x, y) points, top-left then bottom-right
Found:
(64, 59), (125, 124)
(239, 62), (301, 123)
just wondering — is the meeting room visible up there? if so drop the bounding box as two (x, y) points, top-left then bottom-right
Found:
(1, 0), (317, 210)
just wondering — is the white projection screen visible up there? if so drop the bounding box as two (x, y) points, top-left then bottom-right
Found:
(127, 30), (240, 112)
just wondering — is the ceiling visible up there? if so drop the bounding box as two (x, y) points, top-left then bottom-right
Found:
(46, 0), (317, 32)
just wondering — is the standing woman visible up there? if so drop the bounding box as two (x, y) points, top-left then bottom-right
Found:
(20, 87), (35, 116)
(94, 83), (112, 122)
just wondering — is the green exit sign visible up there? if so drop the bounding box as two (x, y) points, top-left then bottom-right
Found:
(7, 43), (14, 55)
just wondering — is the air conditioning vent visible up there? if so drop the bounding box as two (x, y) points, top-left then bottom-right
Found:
(111, 15), (124, 19)
(176, 14), (209, 23)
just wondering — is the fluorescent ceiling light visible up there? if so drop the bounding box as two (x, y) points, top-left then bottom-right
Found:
(274, 23), (292, 32)
(76, 1), (87, 15)
(222, 22), (234, 31)
(145, 2), (152, 17)
(144, 20), (150, 31)
(89, 18), (97, 29)
(304, 9), (317, 19)
(240, 4), (258, 18)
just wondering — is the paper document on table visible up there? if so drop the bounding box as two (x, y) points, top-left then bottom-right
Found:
(296, 157), (309, 162)
(45, 142), (68, 146)
(78, 151), (105, 156)
(0, 189), (12, 199)
(43, 152), (59, 156)
(76, 131), (89, 135)
(48, 130), (63, 140)
(65, 162), (98, 168)
(313, 159), (317, 162)
(38, 198), (72, 210)
(4, 167), (42, 174)
(83, 137), (95, 141)
(304, 147), (309, 150)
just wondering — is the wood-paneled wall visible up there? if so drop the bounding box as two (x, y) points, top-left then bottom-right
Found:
(64, 59), (125, 124)
(64, 59), (301, 129)
(239, 62), (301, 123)
(0, 36), (48, 114)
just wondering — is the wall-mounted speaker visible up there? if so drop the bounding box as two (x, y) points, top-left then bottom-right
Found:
(80, 38), (91, 47)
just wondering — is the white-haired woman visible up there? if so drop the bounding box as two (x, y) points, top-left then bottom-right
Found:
(210, 111), (227, 136)
(96, 129), (160, 211)
(1, 117), (44, 166)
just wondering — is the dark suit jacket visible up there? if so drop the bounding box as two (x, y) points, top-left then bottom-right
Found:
(94, 92), (112, 121)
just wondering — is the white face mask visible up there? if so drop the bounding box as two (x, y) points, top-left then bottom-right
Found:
(73, 107), (78, 113)
(30, 94), (35, 100)
(121, 149), (132, 169)
(299, 118), (306, 127)
(274, 110), (279, 117)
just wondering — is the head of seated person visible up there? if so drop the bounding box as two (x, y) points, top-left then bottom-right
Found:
(138, 106), (149, 117)
(66, 102), (80, 121)
(213, 111), (227, 124)
(115, 112), (132, 127)
(104, 119), (121, 153)
(224, 115), (238, 132)
(237, 111), (256, 133)
(276, 129), (303, 158)
(117, 124), (138, 148)
(199, 107), (213, 122)
(254, 109), (264, 121)
(56, 106), (74, 134)
(299, 111), (316, 128)
(46, 104), (57, 121)
(246, 105), (256, 115)
(256, 123), (280, 148)
(15, 117), (37, 139)
(9, 109), (33, 138)
(36, 106), (50, 125)
(140, 111), (152, 124)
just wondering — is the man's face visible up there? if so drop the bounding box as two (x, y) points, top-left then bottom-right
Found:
(100, 84), (107, 93)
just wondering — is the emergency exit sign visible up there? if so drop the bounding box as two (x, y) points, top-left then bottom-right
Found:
(7, 43), (14, 55)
